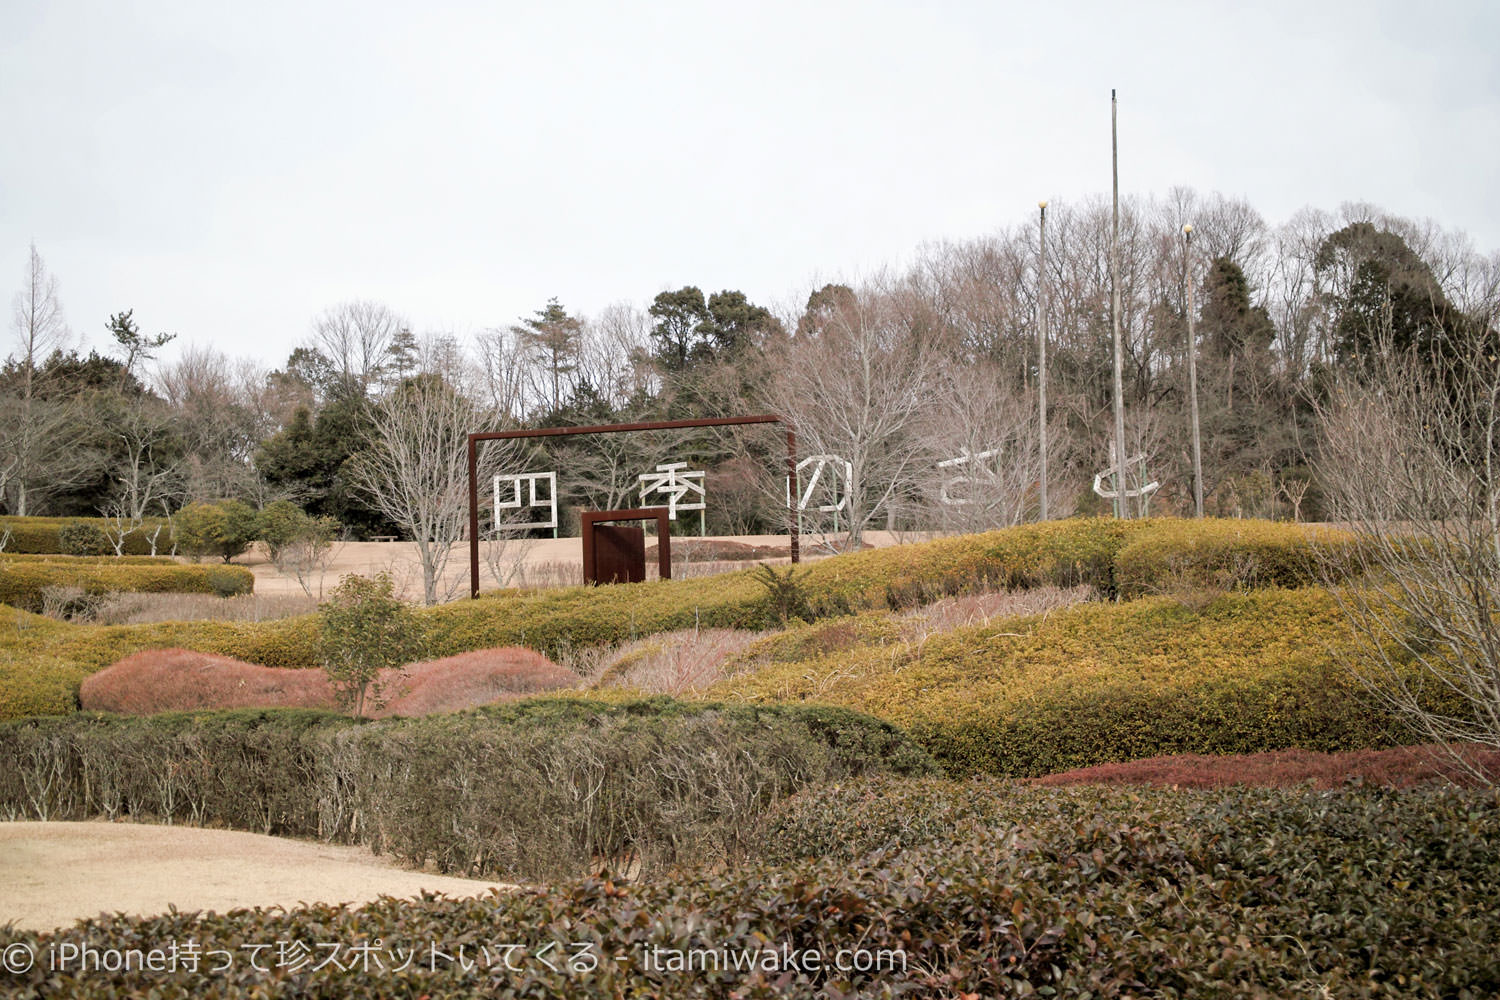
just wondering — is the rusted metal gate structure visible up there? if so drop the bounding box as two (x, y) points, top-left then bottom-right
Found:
(466, 415), (799, 598)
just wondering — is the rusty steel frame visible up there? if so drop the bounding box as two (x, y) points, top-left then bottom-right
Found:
(580, 508), (672, 585)
(467, 414), (797, 599)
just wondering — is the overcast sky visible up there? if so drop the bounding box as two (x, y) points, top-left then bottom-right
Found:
(3, 0), (1497, 371)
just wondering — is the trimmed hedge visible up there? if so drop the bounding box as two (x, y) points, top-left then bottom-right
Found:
(0, 698), (935, 880)
(0, 562), (254, 613)
(1115, 517), (1359, 598)
(0, 553), (177, 565)
(710, 588), (1432, 776)
(3, 779), (1495, 997)
(0, 515), (170, 556)
(0, 518), (1364, 722)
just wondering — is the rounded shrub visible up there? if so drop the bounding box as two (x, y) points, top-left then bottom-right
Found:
(57, 521), (110, 557)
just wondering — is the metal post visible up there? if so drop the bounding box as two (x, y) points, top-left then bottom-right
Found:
(1109, 89), (1129, 520)
(1038, 199), (1049, 521)
(787, 428), (800, 564)
(467, 436), (480, 599)
(1184, 224), (1204, 518)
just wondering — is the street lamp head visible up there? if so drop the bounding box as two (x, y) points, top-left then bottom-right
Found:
(1182, 224), (1193, 234)
(1039, 200), (1048, 209)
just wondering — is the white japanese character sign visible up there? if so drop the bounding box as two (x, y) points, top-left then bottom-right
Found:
(936, 447), (1002, 506)
(637, 462), (706, 520)
(493, 471), (558, 531)
(790, 454), (852, 512)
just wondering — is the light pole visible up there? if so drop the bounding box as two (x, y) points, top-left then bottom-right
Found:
(1109, 89), (1128, 519)
(1184, 224), (1204, 518)
(1038, 200), (1049, 521)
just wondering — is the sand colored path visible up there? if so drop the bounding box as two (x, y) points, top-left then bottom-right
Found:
(0, 822), (511, 933)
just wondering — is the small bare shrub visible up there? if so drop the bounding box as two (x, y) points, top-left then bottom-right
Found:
(381, 648), (577, 716)
(593, 629), (768, 695)
(89, 591), (319, 624)
(898, 585), (1094, 639)
(39, 585), (108, 622)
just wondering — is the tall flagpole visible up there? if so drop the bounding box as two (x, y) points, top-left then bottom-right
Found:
(1184, 224), (1204, 518)
(1109, 89), (1128, 519)
(1038, 200), (1049, 521)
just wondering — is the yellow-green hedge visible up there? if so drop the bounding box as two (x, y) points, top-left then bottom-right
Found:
(0, 553), (176, 566)
(0, 518), (1365, 722)
(0, 562), (254, 612)
(1114, 518), (1360, 598)
(0, 515), (170, 556)
(706, 588), (1422, 776)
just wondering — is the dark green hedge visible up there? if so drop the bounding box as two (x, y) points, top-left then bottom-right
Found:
(3, 779), (1495, 998)
(0, 698), (935, 881)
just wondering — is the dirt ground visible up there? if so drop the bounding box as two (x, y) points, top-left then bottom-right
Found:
(0, 821), (512, 933)
(242, 531), (915, 602)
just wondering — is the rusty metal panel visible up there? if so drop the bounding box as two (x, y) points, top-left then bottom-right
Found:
(591, 524), (646, 584)
(581, 508), (672, 586)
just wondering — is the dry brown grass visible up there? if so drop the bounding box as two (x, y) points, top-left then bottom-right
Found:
(78, 591), (320, 625)
(897, 585), (1095, 640)
(648, 539), (790, 562)
(381, 648), (579, 716)
(80, 648), (336, 714)
(1030, 745), (1500, 790)
(591, 628), (769, 695)
(80, 646), (576, 717)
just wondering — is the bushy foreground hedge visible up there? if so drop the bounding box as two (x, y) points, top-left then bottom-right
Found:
(0, 561), (253, 612)
(0, 517), (1361, 721)
(4, 779), (1495, 998)
(712, 588), (1428, 776)
(0, 515), (168, 556)
(0, 698), (934, 880)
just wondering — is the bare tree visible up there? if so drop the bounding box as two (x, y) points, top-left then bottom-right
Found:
(351, 366), (517, 604)
(100, 395), (182, 554)
(310, 300), (406, 398)
(473, 326), (531, 423)
(4, 243), (75, 514)
(1315, 301), (1500, 783)
(153, 346), (263, 500)
(578, 302), (657, 409)
(917, 362), (1053, 533)
(763, 281), (942, 548)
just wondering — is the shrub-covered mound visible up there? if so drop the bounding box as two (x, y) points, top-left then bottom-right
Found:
(1029, 743), (1500, 789)
(0, 561), (253, 612)
(78, 647), (578, 717)
(80, 648), (336, 713)
(0, 518), (1361, 722)
(709, 588), (1429, 776)
(0, 699), (935, 880)
(5, 779), (1495, 998)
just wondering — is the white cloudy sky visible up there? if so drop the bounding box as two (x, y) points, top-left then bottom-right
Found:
(3, 0), (1497, 370)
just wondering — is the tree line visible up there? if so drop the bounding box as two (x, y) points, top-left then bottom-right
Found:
(5, 188), (1497, 568)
